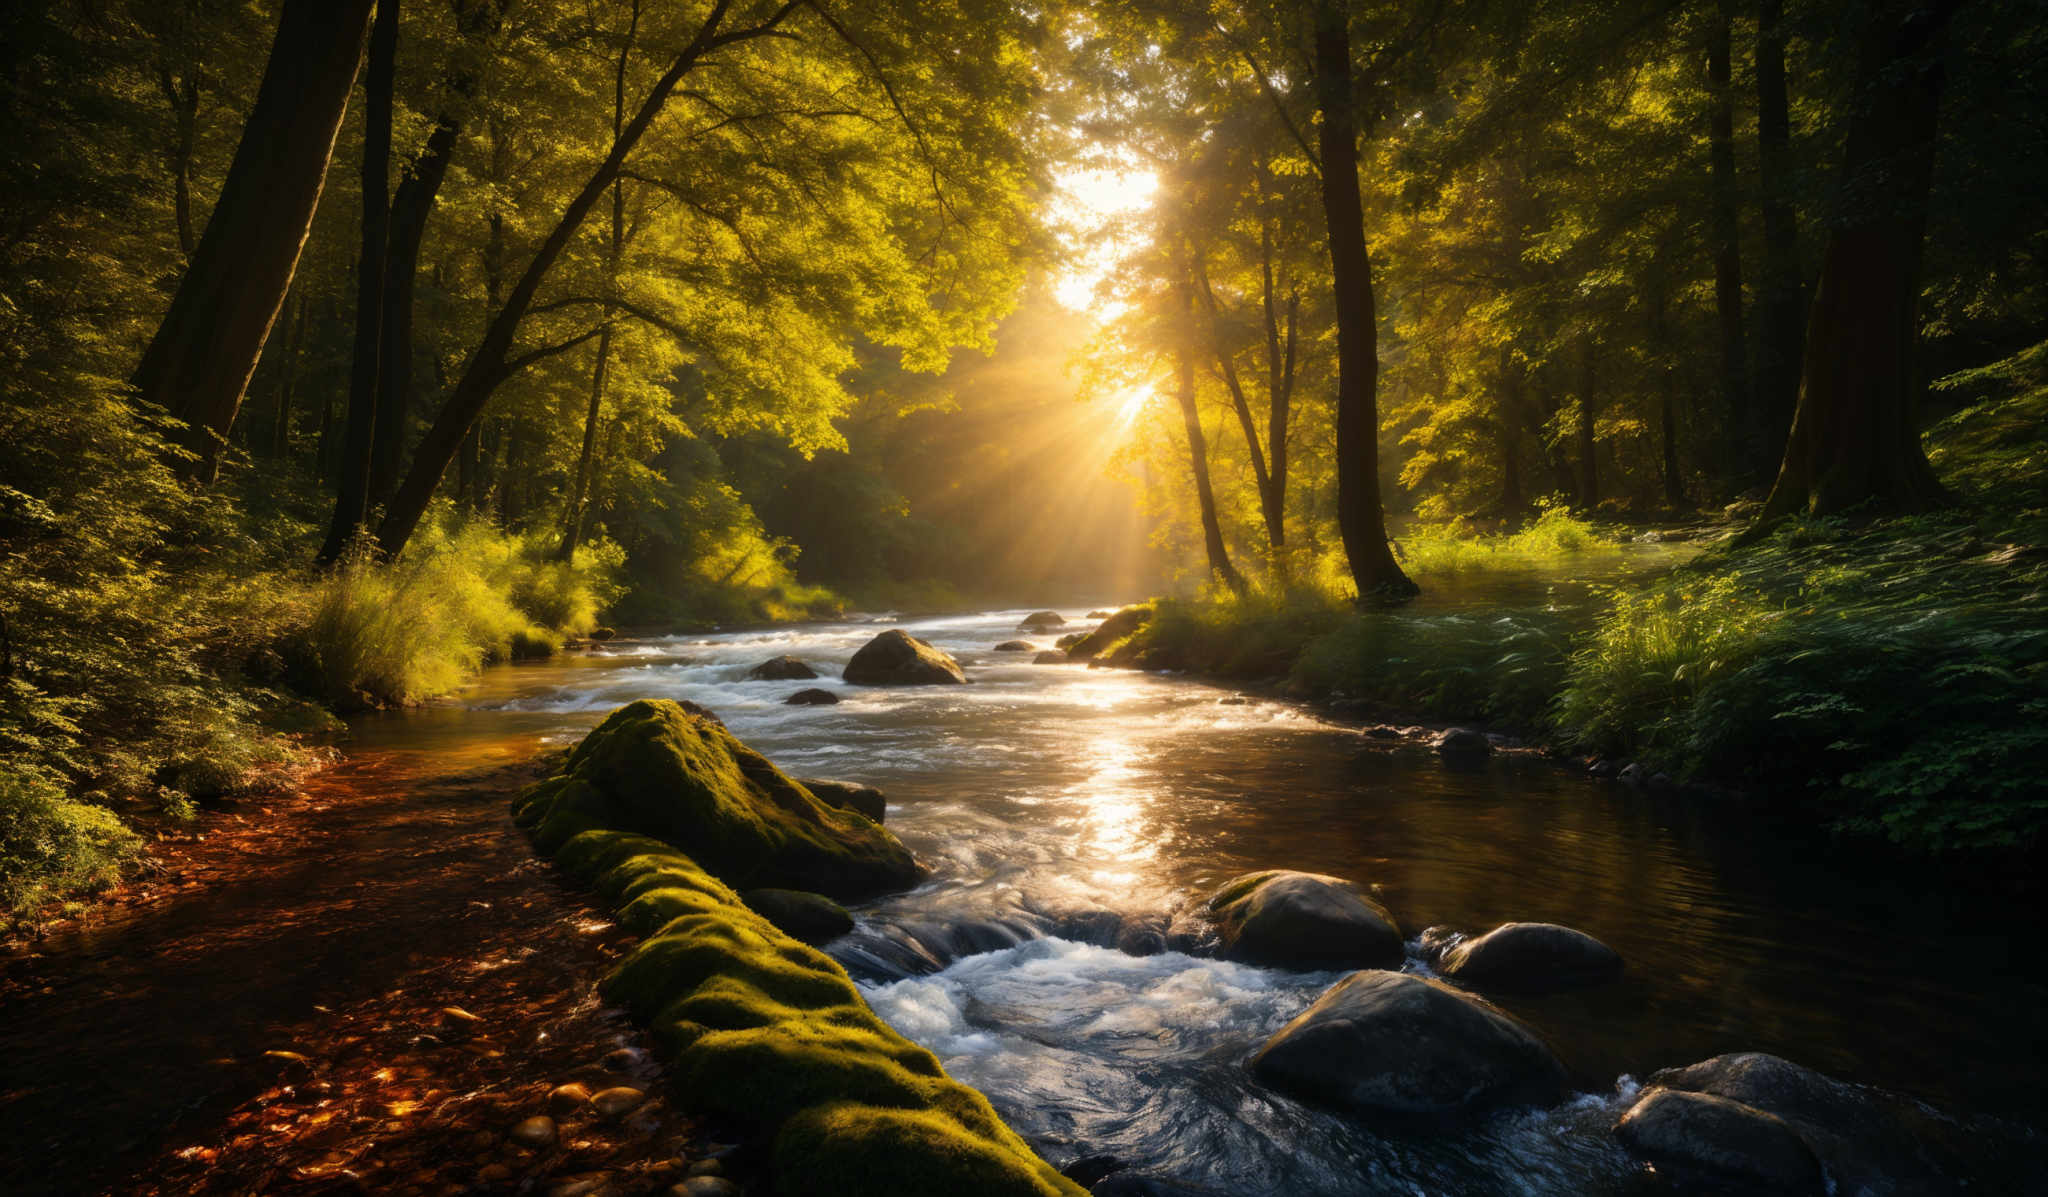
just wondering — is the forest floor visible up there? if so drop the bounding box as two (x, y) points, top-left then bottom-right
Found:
(0, 754), (752, 1197)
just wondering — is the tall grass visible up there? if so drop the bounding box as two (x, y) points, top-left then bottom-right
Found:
(1398, 505), (1618, 574)
(288, 521), (625, 707)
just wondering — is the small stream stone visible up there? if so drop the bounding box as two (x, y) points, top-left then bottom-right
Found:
(548, 1082), (592, 1116)
(686, 1158), (724, 1177)
(509, 1115), (557, 1148)
(590, 1086), (645, 1119)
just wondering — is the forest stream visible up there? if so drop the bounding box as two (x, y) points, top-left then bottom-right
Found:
(4, 576), (2044, 1195)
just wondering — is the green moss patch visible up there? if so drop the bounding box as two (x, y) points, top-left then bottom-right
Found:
(514, 701), (1082, 1197)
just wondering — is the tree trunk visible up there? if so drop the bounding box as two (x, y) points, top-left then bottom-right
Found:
(1192, 243), (1281, 552)
(1707, 0), (1754, 482)
(1174, 281), (1243, 595)
(154, 66), (200, 259)
(369, 111), (459, 508)
(1311, 1), (1416, 600)
(1576, 340), (1599, 508)
(375, 1), (788, 558)
(1650, 283), (1685, 506)
(270, 289), (308, 457)
(132, 0), (376, 484)
(1756, 0), (1960, 521)
(1754, 0), (1805, 461)
(317, 0), (401, 566)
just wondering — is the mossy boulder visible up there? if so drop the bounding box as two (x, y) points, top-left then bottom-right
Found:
(1438, 922), (1622, 992)
(1032, 651), (1070, 665)
(1065, 605), (1153, 661)
(1019, 610), (1066, 631)
(1251, 970), (1568, 1118)
(1205, 870), (1404, 970)
(842, 630), (967, 686)
(742, 888), (856, 945)
(796, 778), (886, 823)
(993, 640), (1035, 652)
(512, 699), (922, 900)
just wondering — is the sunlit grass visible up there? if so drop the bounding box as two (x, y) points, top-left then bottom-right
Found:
(1397, 506), (1619, 575)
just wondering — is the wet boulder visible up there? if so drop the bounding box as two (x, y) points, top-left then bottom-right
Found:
(747, 654), (818, 681)
(1065, 605), (1154, 661)
(1639, 1052), (1969, 1195)
(741, 888), (856, 945)
(1086, 610), (1116, 619)
(1251, 970), (1568, 1118)
(1614, 1088), (1825, 1194)
(1433, 728), (1492, 759)
(797, 778), (886, 823)
(785, 688), (839, 706)
(994, 640), (1036, 652)
(1033, 651), (1071, 665)
(1205, 870), (1403, 970)
(511, 699), (924, 899)
(842, 629), (967, 686)
(1020, 610), (1067, 631)
(1437, 922), (1622, 992)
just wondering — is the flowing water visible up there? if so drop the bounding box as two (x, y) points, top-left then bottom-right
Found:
(4, 572), (2043, 1194)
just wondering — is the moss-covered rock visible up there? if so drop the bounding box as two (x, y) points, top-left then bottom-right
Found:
(511, 709), (1082, 1197)
(796, 778), (887, 823)
(1065, 605), (1153, 661)
(512, 699), (923, 900)
(743, 888), (856, 945)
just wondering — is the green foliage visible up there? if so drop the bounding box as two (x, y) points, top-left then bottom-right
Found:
(289, 518), (623, 708)
(1398, 505), (1616, 574)
(0, 769), (142, 922)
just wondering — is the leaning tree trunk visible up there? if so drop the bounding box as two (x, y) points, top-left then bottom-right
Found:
(318, 0), (400, 565)
(132, 0), (375, 483)
(1756, 0), (1960, 521)
(1173, 280), (1244, 595)
(1754, 0), (1806, 460)
(368, 111), (460, 509)
(1311, 0), (1416, 600)
(1707, 0), (1754, 482)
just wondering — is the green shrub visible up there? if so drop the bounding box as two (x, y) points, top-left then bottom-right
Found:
(0, 769), (142, 920)
(1399, 505), (1617, 575)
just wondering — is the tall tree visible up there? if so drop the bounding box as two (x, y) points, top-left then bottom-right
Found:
(1174, 273), (1245, 593)
(1752, 0), (1805, 453)
(318, 0), (401, 565)
(1705, 0), (1754, 480)
(1756, 0), (1961, 520)
(130, 0), (376, 483)
(1311, 0), (1417, 599)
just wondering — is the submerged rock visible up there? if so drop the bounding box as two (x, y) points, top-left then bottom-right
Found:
(1020, 610), (1067, 631)
(1614, 1088), (1824, 1194)
(1433, 728), (1492, 759)
(842, 629), (967, 686)
(797, 778), (886, 823)
(741, 888), (855, 945)
(1438, 922), (1622, 991)
(511, 699), (923, 899)
(1251, 970), (1567, 1118)
(1633, 1052), (1969, 1195)
(994, 640), (1036, 652)
(784, 688), (839, 706)
(1065, 605), (1153, 661)
(1204, 870), (1403, 970)
(747, 655), (817, 681)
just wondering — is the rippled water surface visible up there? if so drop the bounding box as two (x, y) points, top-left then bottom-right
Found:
(359, 601), (2044, 1193)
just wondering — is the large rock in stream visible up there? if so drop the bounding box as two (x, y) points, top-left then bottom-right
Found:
(1019, 610), (1067, 631)
(747, 654), (818, 681)
(511, 699), (924, 899)
(1251, 970), (1568, 1118)
(1064, 605), (1153, 661)
(796, 778), (886, 823)
(1616, 1052), (1971, 1195)
(1205, 870), (1403, 970)
(842, 629), (967, 686)
(1437, 922), (1622, 992)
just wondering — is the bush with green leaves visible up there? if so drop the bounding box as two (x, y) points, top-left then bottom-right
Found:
(0, 769), (142, 921)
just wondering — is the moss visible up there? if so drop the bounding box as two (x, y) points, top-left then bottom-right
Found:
(1064, 603), (1154, 661)
(521, 699), (924, 899)
(513, 707), (1081, 1197)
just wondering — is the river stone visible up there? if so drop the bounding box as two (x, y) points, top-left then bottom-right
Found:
(547, 1082), (592, 1116)
(1033, 651), (1070, 665)
(1251, 970), (1568, 1118)
(1614, 1088), (1825, 1193)
(1438, 922), (1622, 991)
(746, 655), (817, 681)
(672, 1179), (744, 1197)
(1019, 610), (1067, 631)
(741, 888), (855, 945)
(1206, 870), (1403, 970)
(1433, 728), (1492, 759)
(510, 1115), (558, 1148)
(511, 699), (924, 899)
(796, 778), (885, 823)
(842, 629), (967, 686)
(994, 640), (1036, 652)
(1087, 610), (1116, 619)
(784, 688), (839, 706)
(590, 1085), (646, 1119)
(1648, 1052), (1967, 1194)
(1065, 605), (1152, 660)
